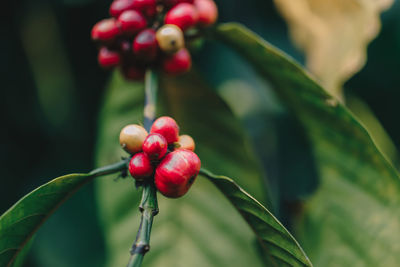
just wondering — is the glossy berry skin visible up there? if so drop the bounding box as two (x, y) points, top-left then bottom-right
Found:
(129, 152), (154, 180)
(118, 10), (147, 35)
(91, 18), (120, 42)
(194, 0), (218, 26)
(121, 64), (146, 80)
(98, 47), (121, 68)
(110, 0), (136, 17)
(165, 3), (199, 31)
(162, 48), (191, 75)
(143, 133), (168, 160)
(133, 29), (158, 61)
(177, 135), (195, 151)
(155, 149), (201, 198)
(132, 0), (157, 18)
(156, 24), (185, 54)
(119, 124), (148, 153)
(150, 116), (180, 144)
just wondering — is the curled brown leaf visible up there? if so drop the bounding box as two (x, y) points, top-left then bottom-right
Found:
(274, 0), (393, 100)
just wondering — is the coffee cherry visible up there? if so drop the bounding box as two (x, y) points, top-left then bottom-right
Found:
(155, 149), (201, 198)
(120, 124), (148, 153)
(177, 135), (195, 151)
(143, 133), (168, 160)
(133, 29), (158, 61)
(91, 18), (121, 42)
(132, 0), (157, 18)
(165, 3), (199, 31)
(156, 24), (184, 54)
(129, 152), (154, 180)
(98, 47), (121, 68)
(162, 48), (191, 75)
(110, 0), (136, 17)
(121, 64), (146, 80)
(118, 10), (147, 35)
(194, 0), (218, 26)
(150, 116), (180, 144)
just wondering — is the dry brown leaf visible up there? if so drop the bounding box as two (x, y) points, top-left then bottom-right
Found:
(274, 0), (393, 100)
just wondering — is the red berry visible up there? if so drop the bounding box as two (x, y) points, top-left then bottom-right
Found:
(98, 47), (121, 68)
(150, 116), (180, 144)
(133, 29), (158, 61)
(91, 18), (121, 42)
(132, 0), (157, 18)
(121, 64), (146, 80)
(165, 3), (199, 31)
(163, 48), (191, 75)
(143, 133), (168, 160)
(129, 152), (154, 180)
(155, 149), (201, 198)
(118, 10), (147, 35)
(194, 0), (218, 26)
(109, 0), (135, 17)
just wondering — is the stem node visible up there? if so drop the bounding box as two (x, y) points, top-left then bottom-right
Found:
(127, 69), (159, 267)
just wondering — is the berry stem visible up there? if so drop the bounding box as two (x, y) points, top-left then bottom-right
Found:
(127, 183), (158, 267)
(89, 159), (129, 177)
(127, 69), (159, 267)
(143, 69), (158, 131)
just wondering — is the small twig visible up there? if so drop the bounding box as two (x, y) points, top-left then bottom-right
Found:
(90, 159), (129, 177)
(127, 69), (159, 267)
(143, 69), (158, 130)
(127, 183), (158, 267)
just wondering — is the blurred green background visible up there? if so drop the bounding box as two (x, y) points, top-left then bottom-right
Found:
(1, 0), (399, 266)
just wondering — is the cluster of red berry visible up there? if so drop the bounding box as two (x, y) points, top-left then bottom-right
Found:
(119, 116), (201, 198)
(91, 0), (218, 80)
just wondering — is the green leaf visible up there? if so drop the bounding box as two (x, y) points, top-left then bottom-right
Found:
(0, 173), (89, 267)
(200, 168), (312, 267)
(95, 71), (270, 267)
(0, 161), (126, 267)
(10, 237), (34, 267)
(214, 23), (400, 266)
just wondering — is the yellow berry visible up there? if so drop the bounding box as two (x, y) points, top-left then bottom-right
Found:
(156, 24), (185, 54)
(119, 125), (148, 154)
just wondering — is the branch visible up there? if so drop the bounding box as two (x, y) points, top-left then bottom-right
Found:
(143, 69), (158, 131)
(90, 159), (129, 177)
(127, 69), (159, 267)
(127, 183), (158, 267)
